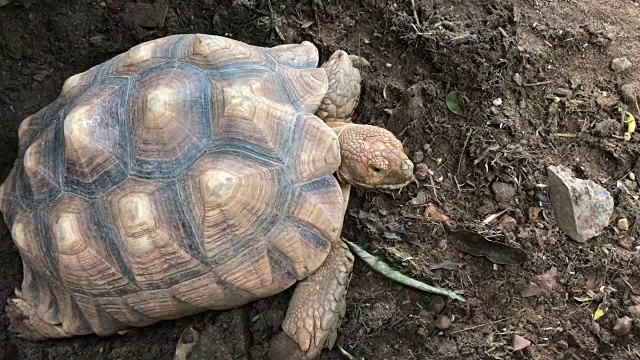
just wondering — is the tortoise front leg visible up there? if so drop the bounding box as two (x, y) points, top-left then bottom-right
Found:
(268, 240), (354, 359)
(316, 50), (370, 123)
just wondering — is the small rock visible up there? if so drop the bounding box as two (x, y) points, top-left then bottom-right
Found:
(547, 165), (614, 242)
(434, 315), (452, 329)
(631, 295), (640, 305)
(514, 208), (525, 223)
(612, 316), (632, 336)
(629, 305), (640, 318)
(513, 335), (531, 351)
(491, 181), (516, 202)
(528, 207), (543, 222)
(617, 218), (629, 231)
(592, 119), (621, 137)
(410, 190), (427, 205)
(617, 236), (634, 250)
(554, 88), (573, 99)
(513, 73), (523, 86)
(611, 57), (633, 73)
(414, 163), (430, 180)
(498, 214), (518, 229)
(124, 3), (169, 28)
(621, 83), (639, 103)
(412, 151), (424, 163)
(492, 98), (503, 107)
(556, 340), (569, 350)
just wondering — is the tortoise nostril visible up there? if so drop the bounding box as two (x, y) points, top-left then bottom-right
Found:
(401, 159), (414, 172)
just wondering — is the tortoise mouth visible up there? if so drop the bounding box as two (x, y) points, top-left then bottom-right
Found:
(358, 179), (413, 190)
(336, 170), (413, 190)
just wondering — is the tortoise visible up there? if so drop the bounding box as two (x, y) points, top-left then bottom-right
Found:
(0, 34), (414, 358)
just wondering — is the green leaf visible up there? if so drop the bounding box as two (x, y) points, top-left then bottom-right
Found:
(343, 238), (466, 302)
(446, 91), (465, 115)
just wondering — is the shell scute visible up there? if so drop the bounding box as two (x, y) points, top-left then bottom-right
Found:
(62, 77), (130, 197)
(128, 61), (212, 179)
(102, 178), (208, 289)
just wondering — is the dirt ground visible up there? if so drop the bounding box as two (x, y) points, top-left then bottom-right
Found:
(1, 0), (640, 359)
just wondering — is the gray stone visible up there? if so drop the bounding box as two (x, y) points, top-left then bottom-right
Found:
(491, 181), (516, 202)
(611, 57), (633, 73)
(547, 165), (614, 242)
(592, 118), (621, 138)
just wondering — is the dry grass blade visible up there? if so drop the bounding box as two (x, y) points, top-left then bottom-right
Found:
(337, 345), (359, 360)
(343, 238), (466, 302)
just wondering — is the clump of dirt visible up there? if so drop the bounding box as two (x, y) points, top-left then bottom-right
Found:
(1, 0), (639, 359)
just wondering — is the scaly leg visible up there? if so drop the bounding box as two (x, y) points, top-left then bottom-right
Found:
(316, 50), (370, 123)
(6, 289), (69, 341)
(268, 240), (354, 359)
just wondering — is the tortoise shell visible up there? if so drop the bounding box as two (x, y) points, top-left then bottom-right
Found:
(0, 34), (345, 336)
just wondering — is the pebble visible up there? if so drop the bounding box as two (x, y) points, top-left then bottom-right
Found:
(617, 218), (629, 231)
(513, 73), (523, 86)
(513, 335), (531, 351)
(556, 340), (569, 350)
(498, 214), (518, 229)
(554, 88), (573, 99)
(617, 236), (634, 250)
(491, 181), (516, 202)
(547, 165), (614, 242)
(412, 151), (424, 163)
(592, 118), (621, 137)
(409, 190), (427, 205)
(629, 305), (640, 318)
(621, 82), (639, 103)
(612, 316), (632, 336)
(414, 163), (430, 181)
(434, 315), (452, 329)
(611, 57), (632, 73)
(514, 208), (525, 223)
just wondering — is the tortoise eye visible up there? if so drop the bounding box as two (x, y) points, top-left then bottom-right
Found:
(372, 167), (385, 174)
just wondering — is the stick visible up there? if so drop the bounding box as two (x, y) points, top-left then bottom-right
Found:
(267, 0), (286, 41)
(449, 317), (510, 334)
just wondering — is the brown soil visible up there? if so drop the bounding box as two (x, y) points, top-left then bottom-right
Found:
(1, 0), (639, 359)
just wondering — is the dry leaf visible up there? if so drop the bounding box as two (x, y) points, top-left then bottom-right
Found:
(446, 228), (530, 265)
(594, 303), (605, 320)
(300, 20), (314, 28)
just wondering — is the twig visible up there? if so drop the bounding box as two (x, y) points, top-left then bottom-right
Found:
(429, 173), (442, 205)
(457, 128), (474, 174)
(523, 80), (553, 87)
(449, 317), (510, 335)
(410, 0), (421, 28)
(267, 0), (286, 41)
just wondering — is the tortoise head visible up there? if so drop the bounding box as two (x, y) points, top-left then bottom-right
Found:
(329, 123), (414, 189)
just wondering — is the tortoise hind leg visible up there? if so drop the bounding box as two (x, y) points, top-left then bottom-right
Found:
(316, 50), (370, 123)
(268, 240), (354, 359)
(6, 290), (70, 341)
